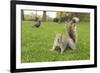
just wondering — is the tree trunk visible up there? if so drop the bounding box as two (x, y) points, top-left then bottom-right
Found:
(58, 12), (63, 23)
(42, 11), (46, 21)
(21, 10), (24, 20)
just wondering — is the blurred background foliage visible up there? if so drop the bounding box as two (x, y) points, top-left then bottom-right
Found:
(21, 10), (90, 22)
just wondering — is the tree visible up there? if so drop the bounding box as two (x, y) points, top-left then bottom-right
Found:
(56, 12), (68, 23)
(56, 12), (90, 22)
(68, 13), (90, 22)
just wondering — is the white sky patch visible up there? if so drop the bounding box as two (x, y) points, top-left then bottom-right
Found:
(47, 12), (56, 18)
(24, 10), (56, 18)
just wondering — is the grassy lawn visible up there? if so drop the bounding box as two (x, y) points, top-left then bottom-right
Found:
(21, 21), (90, 63)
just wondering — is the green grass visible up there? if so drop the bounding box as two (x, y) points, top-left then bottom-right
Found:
(21, 21), (90, 63)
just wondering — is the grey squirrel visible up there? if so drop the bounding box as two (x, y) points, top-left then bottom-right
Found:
(51, 17), (79, 54)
